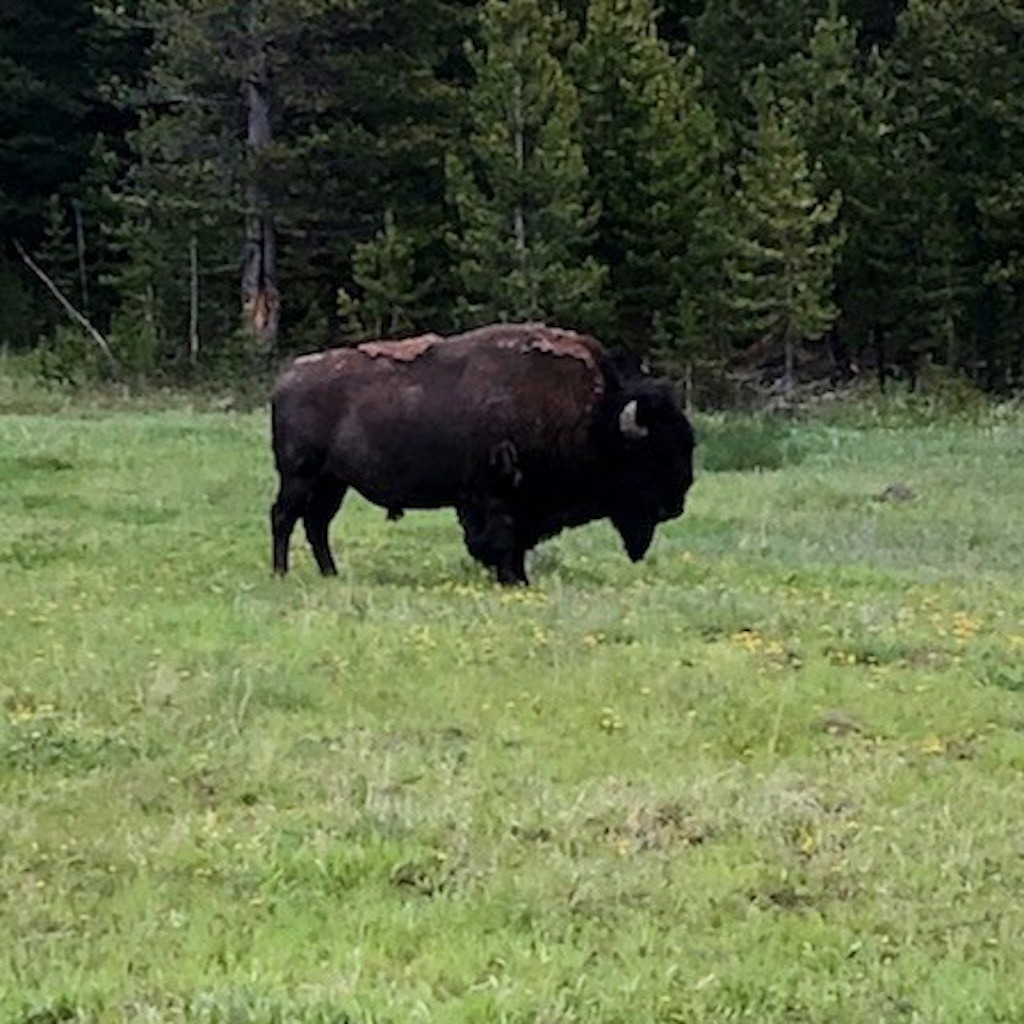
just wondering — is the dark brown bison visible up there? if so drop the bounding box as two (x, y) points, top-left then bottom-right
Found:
(270, 322), (694, 584)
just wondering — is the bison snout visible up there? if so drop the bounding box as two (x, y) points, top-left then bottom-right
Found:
(658, 496), (686, 521)
(613, 517), (657, 563)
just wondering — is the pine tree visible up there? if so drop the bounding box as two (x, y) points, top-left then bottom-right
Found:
(114, 0), (471, 365)
(721, 94), (844, 389)
(772, 12), (883, 377)
(124, 0), (293, 361)
(0, 0), (94, 238)
(653, 177), (735, 394)
(0, 0), (139, 350)
(572, 0), (718, 350)
(882, 0), (1024, 387)
(841, 0), (906, 50)
(691, 0), (832, 124)
(266, 0), (476, 344)
(979, 174), (1024, 388)
(445, 0), (607, 328)
(337, 210), (426, 339)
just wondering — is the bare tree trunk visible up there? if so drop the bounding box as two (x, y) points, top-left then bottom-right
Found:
(189, 233), (200, 366)
(1016, 286), (1024, 389)
(874, 325), (887, 393)
(511, 73), (533, 317)
(71, 199), (89, 316)
(512, 75), (526, 256)
(782, 323), (795, 395)
(241, 5), (279, 361)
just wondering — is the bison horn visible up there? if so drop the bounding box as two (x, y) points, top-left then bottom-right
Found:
(619, 399), (648, 439)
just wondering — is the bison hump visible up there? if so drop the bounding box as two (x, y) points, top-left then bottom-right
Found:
(455, 322), (601, 368)
(357, 333), (443, 362)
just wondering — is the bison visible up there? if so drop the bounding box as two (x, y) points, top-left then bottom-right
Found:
(270, 323), (694, 584)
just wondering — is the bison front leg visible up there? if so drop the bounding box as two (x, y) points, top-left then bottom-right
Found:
(497, 546), (528, 587)
(457, 498), (528, 586)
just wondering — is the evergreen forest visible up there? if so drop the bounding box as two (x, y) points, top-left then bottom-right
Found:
(3, 0), (1024, 397)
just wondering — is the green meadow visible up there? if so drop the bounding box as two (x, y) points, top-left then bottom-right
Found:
(2, 376), (1024, 1022)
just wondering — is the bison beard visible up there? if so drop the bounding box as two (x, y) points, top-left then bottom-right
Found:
(270, 323), (694, 585)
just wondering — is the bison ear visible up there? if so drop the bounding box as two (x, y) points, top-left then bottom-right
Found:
(618, 399), (649, 440)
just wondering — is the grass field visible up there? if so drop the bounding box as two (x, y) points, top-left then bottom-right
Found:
(2, 378), (1024, 1022)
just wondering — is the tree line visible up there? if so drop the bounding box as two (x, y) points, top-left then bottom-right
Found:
(2, 0), (1023, 396)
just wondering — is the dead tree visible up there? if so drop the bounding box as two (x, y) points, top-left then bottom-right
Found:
(240, 5), (279, 361)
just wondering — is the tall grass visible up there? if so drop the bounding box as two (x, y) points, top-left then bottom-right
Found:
(2, 395), (1024, 1022)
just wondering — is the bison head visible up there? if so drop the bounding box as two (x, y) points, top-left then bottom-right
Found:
(607, 381), (694, 562)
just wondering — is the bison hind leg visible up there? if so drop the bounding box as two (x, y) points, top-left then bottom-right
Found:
(303, 479), (347, 576)
(271, 474), (315, 575)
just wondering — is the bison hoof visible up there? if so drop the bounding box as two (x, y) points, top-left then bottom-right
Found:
(495, 568), (528, 586)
